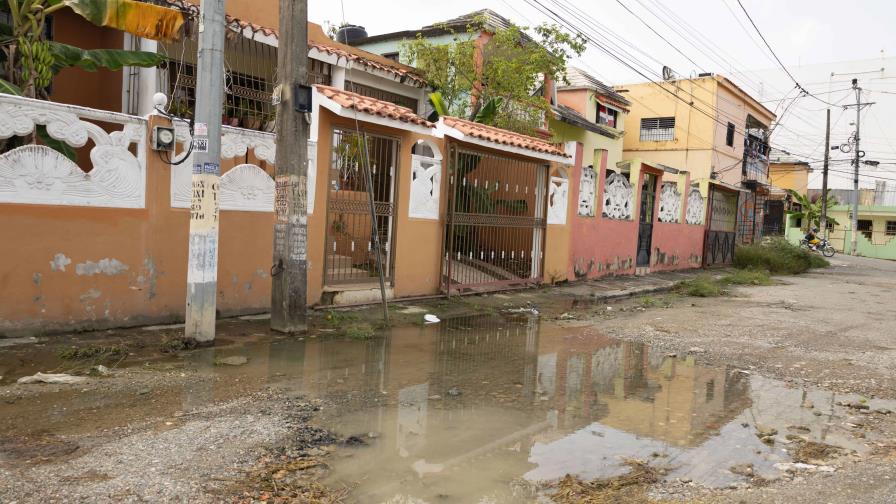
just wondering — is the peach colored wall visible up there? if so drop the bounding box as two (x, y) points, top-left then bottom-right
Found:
(183, 0), (279, 29)
(0, 109), (446, 335)
(0, 116), (276, 336)
(312, 111), (445, 300)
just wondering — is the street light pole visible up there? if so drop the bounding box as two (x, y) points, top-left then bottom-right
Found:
(184, 0), (226, 343)
(270, 0), (309, 332)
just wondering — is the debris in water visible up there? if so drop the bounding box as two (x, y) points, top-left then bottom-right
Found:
(215, 356), (248, 366)
(17, 372), (87, 385)
(447, 387), (462, 397)
(548, 459), (659, 503)
(792, 440), (844, 464)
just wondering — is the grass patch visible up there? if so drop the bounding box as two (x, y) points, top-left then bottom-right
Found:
(159, 337), (199, 354)
(720, 268), (774, 286)
(58, 344), (127, 361)
(673, 274), (724, 297)
(322, 310), (360, 325)
(734, 238), (829, 274)
(344, 323), (376, 340)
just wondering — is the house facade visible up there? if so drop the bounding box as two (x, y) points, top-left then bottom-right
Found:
(0, 2), (576, 335)
(617, 75), (776, 248)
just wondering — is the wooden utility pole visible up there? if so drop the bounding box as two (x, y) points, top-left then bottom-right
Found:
(271, 0), (309, 332)
(184, 0), (226, 343)
(820, 108), (830, 237)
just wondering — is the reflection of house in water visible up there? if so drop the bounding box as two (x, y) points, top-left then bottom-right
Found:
(537, 337), (751, 447)
(270, 316), (752, 501)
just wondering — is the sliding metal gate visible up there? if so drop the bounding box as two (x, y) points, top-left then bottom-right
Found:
(704, 186), (738, 267)
(442, 144), (548, 294)
(324, 129), (399, 285)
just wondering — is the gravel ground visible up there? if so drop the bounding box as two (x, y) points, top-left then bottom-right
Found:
(1, 254), (894, 503)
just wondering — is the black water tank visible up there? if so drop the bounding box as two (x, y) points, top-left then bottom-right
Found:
(336, 24), (368, 44)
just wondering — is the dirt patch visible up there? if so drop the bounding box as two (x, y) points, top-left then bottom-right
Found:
(548, 460), (662, 504)
(792, 440), (845, 464)
(0, 435), (79, 464)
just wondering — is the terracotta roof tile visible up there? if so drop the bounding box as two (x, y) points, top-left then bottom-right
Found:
(441, 116), (569, 157)
(316, 85), (434, 128)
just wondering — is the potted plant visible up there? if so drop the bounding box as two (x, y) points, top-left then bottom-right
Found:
(263, 111), (277, 133)
(222, 103), (240, 127)
(243, 102), (263, 130)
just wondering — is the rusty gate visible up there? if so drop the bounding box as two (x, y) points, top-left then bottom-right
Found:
(442, 144), (548, 294)
(324, 128), (399, 285)
(704, 185), (739, 267)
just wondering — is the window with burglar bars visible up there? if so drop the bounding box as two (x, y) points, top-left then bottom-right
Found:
(887, 221), (896, 236)
(640, 117), (675, 141)
(345, 80), (419, 111)
(857, 219), (873, 241)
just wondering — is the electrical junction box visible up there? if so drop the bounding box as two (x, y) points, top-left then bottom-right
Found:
(152, 125), (176, 152)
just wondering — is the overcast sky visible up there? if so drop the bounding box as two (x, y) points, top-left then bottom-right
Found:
(309, 0), (896, 188)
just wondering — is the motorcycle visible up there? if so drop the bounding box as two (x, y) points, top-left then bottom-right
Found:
(799, 238), (836, 258)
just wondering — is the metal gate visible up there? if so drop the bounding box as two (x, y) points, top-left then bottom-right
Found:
(324, 129), (398, 285)
(704, 186), (738, 267)
(442, 144), (548, 294)
(736, 189), (767, 245)
(636, 173), (657, 267)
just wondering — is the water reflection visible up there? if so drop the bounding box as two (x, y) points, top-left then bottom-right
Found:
(176, 314), (886, 503)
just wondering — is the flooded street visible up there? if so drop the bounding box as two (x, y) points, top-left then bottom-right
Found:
(2, 256), (896, 503)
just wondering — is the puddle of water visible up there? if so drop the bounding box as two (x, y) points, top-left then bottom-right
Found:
(252, 314), (891, 503)
(2, 313), (893, 501)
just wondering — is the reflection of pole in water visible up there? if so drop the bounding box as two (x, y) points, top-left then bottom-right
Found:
(182, 346), (216, 413)
(522, 316), (540, 399)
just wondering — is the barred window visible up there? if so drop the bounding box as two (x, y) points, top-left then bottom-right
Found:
(886, 221), (896, 236)
(640, 117), (675, 141)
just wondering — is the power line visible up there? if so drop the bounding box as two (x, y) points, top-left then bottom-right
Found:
(734, 0), (840, 108)
(614, 0), (705, 74)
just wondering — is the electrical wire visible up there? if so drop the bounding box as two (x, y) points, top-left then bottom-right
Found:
(734, 0), (842, 108)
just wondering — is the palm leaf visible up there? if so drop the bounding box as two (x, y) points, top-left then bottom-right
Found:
(61, 0), (185, 41)
(48, 41), (166, 73)
(474, 97), (503, 125)
(428, 91), (449, 122)
(0, 78), (22, 95)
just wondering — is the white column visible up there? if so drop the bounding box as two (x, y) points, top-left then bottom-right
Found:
(137, 38), (161, 116)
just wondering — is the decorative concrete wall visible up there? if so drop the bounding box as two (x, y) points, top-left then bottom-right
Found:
(566, 150), (638, 280)
(649, 168), (705, 272)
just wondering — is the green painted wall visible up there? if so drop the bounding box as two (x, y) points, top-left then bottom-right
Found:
(549, 118), (623, 169)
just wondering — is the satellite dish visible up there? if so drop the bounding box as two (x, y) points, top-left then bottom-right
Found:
(662, 66), (676, 81)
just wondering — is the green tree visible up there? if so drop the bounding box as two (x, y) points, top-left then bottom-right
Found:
(786, 189), (839, 231)
(401, 17), (585, 134)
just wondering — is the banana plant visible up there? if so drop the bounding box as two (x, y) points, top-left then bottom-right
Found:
(1, 0), (178, 99)
(1, 0), (180, 158)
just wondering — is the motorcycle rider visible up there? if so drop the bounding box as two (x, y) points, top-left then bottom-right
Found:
(805, 226), (820, 251)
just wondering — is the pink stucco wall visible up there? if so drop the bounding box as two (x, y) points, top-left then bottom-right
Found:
(649, 170), (705, 271)
(567, 150), (638, 280)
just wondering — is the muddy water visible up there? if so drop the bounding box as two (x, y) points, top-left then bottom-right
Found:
(3, 313), (893, 502)
(268, 314), (892, 502)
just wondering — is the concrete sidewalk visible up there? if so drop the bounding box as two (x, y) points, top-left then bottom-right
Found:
(548, 268), (717, 301)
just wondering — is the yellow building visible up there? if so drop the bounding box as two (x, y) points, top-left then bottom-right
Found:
(616, 74), (775, 187)
(768, 149), (810, 193)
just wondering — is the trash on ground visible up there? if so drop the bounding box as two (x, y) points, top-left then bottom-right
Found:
(423, 314), (440, 324)
(17, 372), (87, 384)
